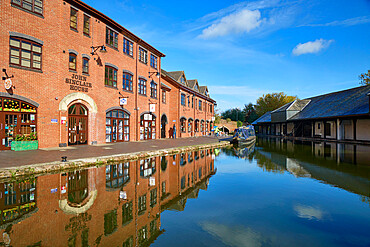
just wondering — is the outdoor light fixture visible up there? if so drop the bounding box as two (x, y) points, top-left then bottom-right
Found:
(90, 45), (107, 56)
(148, 71), (159, 78)
(61, 156), (67, 162)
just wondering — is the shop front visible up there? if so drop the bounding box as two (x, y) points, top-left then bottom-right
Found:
(140, 113), (156, 140)
(0, 96), (38, 150)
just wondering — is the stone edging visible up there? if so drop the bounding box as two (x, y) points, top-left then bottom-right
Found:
(0, 141), (231, 180)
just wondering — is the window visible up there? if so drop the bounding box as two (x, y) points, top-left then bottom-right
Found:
(138, 78), (147, 95)
(82, 57), (89, 74)
(105, 163), (130, 188)
(138, 194), (147, 215)
(180, 76), (185, 84)
(187, 96), (190, 107)
(106, 110), (130, 142)
(123, 38), (133, 57)
(106, 27), (118, 49)
(150, 219), (157, 236)
(188, 119), (193, 133)
(210, 104), (213, 113)
(150, 81), (157, 98)
(83, 15), (90, 36)
(12, 0), (43, 15)
(199, 100), (202, 111)
(105, 66), (117, 87)
(10, 37), (42, 70)
(139, 47), (147, 64)
(192, 97), (194, 108)
(150, 54), (158, 69)
(69, 53), (76, 71)
(138, 226), (147, 244)
(162, 90), (166, 103)
(122, 201), (133, 225)
(201, 120), (204, 132)
(181, 93), (186, 106)
(123, 73), (133, 92)
(104, 210), (117, 236)
(180, 118), (186, 133)
(70, 8), (78, 30)
(123, 236), (133, 247)
(150, 188), (157, 207)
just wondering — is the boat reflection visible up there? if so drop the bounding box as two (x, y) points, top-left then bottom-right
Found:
(252, 137), (370, 204)
(0, 148), (216, 246)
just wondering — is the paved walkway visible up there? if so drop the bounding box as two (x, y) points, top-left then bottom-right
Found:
(0, 136), (220, 168)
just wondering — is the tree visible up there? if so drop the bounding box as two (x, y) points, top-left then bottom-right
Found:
(255, 92), (297, 116)
(242, 103), (259, 124)
(237, 120), (243, 127)
(221, 108), (243, 122)
(359, 70), (370, 85)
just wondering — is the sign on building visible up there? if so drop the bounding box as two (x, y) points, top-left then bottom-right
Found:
(149, 104), (155, 112)
(120, 97), (127, 105)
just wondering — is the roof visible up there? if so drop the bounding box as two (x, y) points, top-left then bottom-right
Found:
(187, 80), (197, 89)
(161, 69), (216, 103)
(288, 99), (311, 111)
(290, 85), (370, 120)
(252, 111), (272, 125)
(161, 82), (171, 90)
(166, 71), (184, 83)
(271, 102), (294, 113)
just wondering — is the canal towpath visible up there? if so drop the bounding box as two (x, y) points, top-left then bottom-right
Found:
(0, 136), (228, 177)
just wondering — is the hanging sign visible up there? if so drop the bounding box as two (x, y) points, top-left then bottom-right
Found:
(4, 78), (12, 90)
(149, 104), (155, 112)
(149, 177), (155, 186)
(120, 97), (127, 106)
(211, 117), (215, 121)
(120, 191), (127, 200)
(61, 185), (67, 194)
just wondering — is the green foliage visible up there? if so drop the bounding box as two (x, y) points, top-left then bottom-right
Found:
(15, 132), (37, 141)
(359, 70), (370, 85)
(242, 103), (259, 124)
(255, 92), (297, 116)
(226, 118), (231, 123)
(221, 108), (243, 122)
(237, 120), (243, 127)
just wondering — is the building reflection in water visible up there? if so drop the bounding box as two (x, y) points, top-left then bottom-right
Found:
(252, 137), (370, 205)
(0, 148), (216, 246)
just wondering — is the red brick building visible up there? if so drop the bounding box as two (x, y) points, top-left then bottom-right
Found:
(0, 0), (216, 150)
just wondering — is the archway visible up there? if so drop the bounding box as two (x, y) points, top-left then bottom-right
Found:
(140, 112), (156, 140)
(161, 114), (167, 138)
(68, 103), (88, 145)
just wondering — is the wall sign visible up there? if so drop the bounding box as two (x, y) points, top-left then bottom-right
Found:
(51, 119), (58, 123)
(4, 78), (12, 90)
(65, 74), (92, 92)
(120, 97), (127, 105)
(149, 104), (155, 112)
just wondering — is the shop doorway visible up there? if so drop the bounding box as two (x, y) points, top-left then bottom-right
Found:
(140, 113), (156, 140)
(161, 114), (167, 138)
(68, 103), (88, 145)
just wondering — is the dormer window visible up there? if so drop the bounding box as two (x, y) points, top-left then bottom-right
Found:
(194, 84), (198, 91)
(180, 76), (185, 84)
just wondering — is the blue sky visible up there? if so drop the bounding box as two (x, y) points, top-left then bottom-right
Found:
(84, 0), (370, 111)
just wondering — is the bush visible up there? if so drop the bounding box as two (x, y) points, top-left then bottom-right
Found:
(14, 132), (37, 141)
(237, 121), (243, 127)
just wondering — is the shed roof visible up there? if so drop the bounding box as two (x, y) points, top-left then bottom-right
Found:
(252, 111), (271, 125)
(290, 85), (370, 120)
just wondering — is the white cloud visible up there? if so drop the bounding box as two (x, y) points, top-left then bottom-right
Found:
(302, 16), (370, 27)
(292, 39), (334, 56)
(199, 9), (263, 39)
(200, 222), (265, 247)
(293, 204), (325, 220)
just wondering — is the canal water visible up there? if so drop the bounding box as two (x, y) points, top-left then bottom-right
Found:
(0, 138), (369, 246)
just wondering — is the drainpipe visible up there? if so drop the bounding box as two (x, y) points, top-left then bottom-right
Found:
(135, 39), (141, 141)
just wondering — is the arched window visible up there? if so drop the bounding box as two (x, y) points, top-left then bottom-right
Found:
(106, 110), (130, 142)
(195, 120), (199, 132)
(188, 119), (193, 133)
(180, 118), (186, 133)
(150, 81), (157, 98)
(200, 120), (204, 132)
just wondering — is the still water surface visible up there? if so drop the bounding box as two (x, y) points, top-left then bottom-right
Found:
(1, 138), (369, 246)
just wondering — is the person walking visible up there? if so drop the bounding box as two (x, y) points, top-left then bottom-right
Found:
(173, 124), (177, 139)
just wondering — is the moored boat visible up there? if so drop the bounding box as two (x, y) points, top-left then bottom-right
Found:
(230, 126), (256, 146)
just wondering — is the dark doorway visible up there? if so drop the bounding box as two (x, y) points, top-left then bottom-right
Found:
(161, 114), (167, 138)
